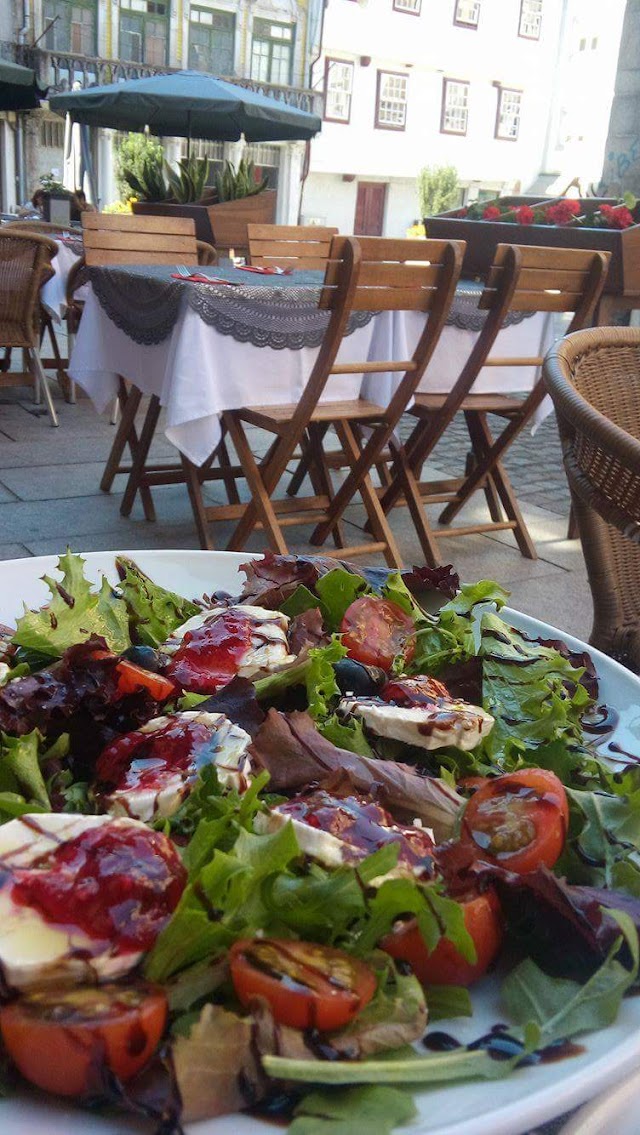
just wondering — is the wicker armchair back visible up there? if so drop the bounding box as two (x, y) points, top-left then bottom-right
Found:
(543, 326), (640, 669)
(0, 230), (58, 348)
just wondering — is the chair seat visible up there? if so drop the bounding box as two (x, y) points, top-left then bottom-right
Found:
(238, 399), (387, 433)
(412, 392), (524, 415)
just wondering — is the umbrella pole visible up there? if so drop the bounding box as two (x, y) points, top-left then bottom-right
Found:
(187, 111), (191, 162)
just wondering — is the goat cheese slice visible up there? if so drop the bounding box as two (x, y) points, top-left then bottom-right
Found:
(340, 696), (494, 751)
(164, 604), (294, 672)
(0, 813), (184, 991)
(96, 710), (253, 821)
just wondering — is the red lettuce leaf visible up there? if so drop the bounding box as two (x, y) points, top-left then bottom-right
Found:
(195, 676), (265, 738)
(401, 564), (460, 600)
(248, 709), (460, 840)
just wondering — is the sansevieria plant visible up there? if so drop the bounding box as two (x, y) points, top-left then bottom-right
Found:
(214, 158), (269, 203)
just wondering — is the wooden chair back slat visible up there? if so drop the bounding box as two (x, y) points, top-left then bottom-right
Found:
(82, 212), (198, 267)
(480, 245), (610, 313)
(320, 237), (458, 313)
(248, 224), (338, 270)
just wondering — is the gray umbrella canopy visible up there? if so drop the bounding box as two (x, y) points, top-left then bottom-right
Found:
(49, 70), (321, 142)
(0, 58), (46, 111)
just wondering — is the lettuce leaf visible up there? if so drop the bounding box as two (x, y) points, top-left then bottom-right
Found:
(115, 556), (200, 648)
(12, 551), (130, 658)
(0, 730), (50, 808)
(291, 1085), (416, 1135)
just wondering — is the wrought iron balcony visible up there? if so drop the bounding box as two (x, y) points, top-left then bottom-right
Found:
(10, 44), (323, 119)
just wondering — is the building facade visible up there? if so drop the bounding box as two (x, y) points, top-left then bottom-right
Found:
(0, 0), (323, 213)
(302, 0), (568, 236)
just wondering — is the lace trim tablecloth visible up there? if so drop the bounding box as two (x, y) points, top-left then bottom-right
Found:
(87, 264), (535, 349)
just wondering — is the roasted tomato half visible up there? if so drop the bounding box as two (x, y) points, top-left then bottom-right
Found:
(381, 890), (503, 987)
(340, 596), (415, 671)
(229, 939), (377, 1031)
(381, 675), (451, 706)
(0, 982), (167, 1097)
(460, 768), (569, 874)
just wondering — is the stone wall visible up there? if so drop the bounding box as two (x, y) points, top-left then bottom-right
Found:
(600, 0), (640, 194)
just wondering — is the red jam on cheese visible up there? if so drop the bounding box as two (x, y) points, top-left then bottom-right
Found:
(166, 610), (256, 694)
(276, 791), (434, 872)
(11, 823), (186, 951)
(96, 716), (218, 792)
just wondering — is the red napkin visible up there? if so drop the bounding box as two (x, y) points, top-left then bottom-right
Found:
(236, 264), (293, 275)
(171, 272), (237, 286)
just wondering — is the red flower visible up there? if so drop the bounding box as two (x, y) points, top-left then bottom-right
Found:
(482, 205), (502, 220)
(600, 203), (635, 229)
(458, 207), (468, 217)
(566, 199), (581, 215)
(514, 205), (535, 225)
(544, 199), (581, 226)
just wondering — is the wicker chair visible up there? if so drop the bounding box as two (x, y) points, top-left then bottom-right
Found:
(0, 230), (60, 426)
(5, 219), (81, 236)
(543, 327), (640, 670)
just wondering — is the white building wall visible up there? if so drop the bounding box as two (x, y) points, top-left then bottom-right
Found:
(304, 0), (566, 235)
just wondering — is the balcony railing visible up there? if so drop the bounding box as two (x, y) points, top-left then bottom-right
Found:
(12, 45), (323, 119)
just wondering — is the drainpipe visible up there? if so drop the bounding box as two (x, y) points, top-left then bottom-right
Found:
(297, 0), (327, 221)
(16, 0), (32, 205)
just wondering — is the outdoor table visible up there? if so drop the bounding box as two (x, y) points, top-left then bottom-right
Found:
(69, 264), (554, 470)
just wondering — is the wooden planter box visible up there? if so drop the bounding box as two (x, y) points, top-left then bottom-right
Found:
(133, 190), (277, 256)
(425, 197), (640, 295)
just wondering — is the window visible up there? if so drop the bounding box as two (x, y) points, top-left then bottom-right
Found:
(495, 87), (521, 140)
(324, 58), (354, 123)
(519, 0), (542, 39)
(40, 119), (66, 148)
(43, 0), (96, 55)
(441, 78), (469, 135)
(579, 37), (586, 50)
(393, 0), (421, 15)
(188, 8), (235, 75)
(119, 0), (168, 65)
(591, 36), (598, 49)
(454, 0), (480, 27)
(251, 19), (294, 86)
(375, 71), (407, 130)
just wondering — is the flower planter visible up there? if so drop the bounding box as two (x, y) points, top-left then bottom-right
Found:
(132, 189), (277, 256)
(425, 197), (640, 295)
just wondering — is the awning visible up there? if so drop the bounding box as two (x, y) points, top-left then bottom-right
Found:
(0, 58), (47, 111)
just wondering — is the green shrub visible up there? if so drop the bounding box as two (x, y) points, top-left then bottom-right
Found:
(418, 166), (460, 218)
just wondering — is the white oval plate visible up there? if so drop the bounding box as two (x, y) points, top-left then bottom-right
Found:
(1, 549), (640, 1135)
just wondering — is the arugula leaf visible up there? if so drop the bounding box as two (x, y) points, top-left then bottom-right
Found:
(263, 1045), (512, 1086)
(381, 572), (426, 622)
(502, 911), (639, 1043)
(291, 1085), (416, 1135)
(315, 570), (369, 632)
(425, 985), (473, 1022)
(115, 556), (200, 647)
(12, 551), (130, 658)
(0, 731), (50, 808)
(352, 878), (475, 964)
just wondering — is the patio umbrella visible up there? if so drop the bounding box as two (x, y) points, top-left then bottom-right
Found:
(49, 70), (321, 143)
(0, 58), (46, 111)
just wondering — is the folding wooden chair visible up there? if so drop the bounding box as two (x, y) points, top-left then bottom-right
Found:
(247, 224), (339, 271)
(376, 244), (610, 565)
(220, 235), (464, 566)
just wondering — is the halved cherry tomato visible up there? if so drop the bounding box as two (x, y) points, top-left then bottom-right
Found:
(114, 659), (175, 701)
(340, 596), (415, 671)
(229, 939), (377, 1032)
(381, 675), (450, 706)
(0, 982), (167, 1098)
(457, 776), (489, 795)
(381, 890), (503, 987)
(460, 768), (569, 874)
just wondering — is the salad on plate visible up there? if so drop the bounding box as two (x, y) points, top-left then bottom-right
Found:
(0, 549), (638, 1135)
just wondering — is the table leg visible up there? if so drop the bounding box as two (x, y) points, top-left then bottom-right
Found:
(120, 395), (161, 519)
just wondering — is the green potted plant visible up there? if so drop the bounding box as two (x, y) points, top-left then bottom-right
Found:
(124, 144), (276, 252)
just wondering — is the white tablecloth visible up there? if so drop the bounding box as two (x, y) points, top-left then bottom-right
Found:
(41, 242), (86, 323)
(69, 288), (554, 467)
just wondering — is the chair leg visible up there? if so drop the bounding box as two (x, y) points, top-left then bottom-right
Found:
(225, 414), (289, 555)
(387, 436), (443, 567)
(322, 420), (403, 568)
(307, 423), (345, 550)
(100, 379), (142, 493)
(464, 412), (503, 523)
(110, 397), (119, 426)
(217, 429), (241, 506)
(180, 454), (214, 550)
(443, 411), (536, 560)
(120, 394), (161, 519)
(567, 504), (579, 540)
(28, 348), (58, 428)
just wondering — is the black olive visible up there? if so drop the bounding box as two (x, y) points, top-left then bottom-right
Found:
(333, 658), (387, 697)
(122, 644), (163, 672)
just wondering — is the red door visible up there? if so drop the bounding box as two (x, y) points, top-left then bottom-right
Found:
(354, 182), (387, 235)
